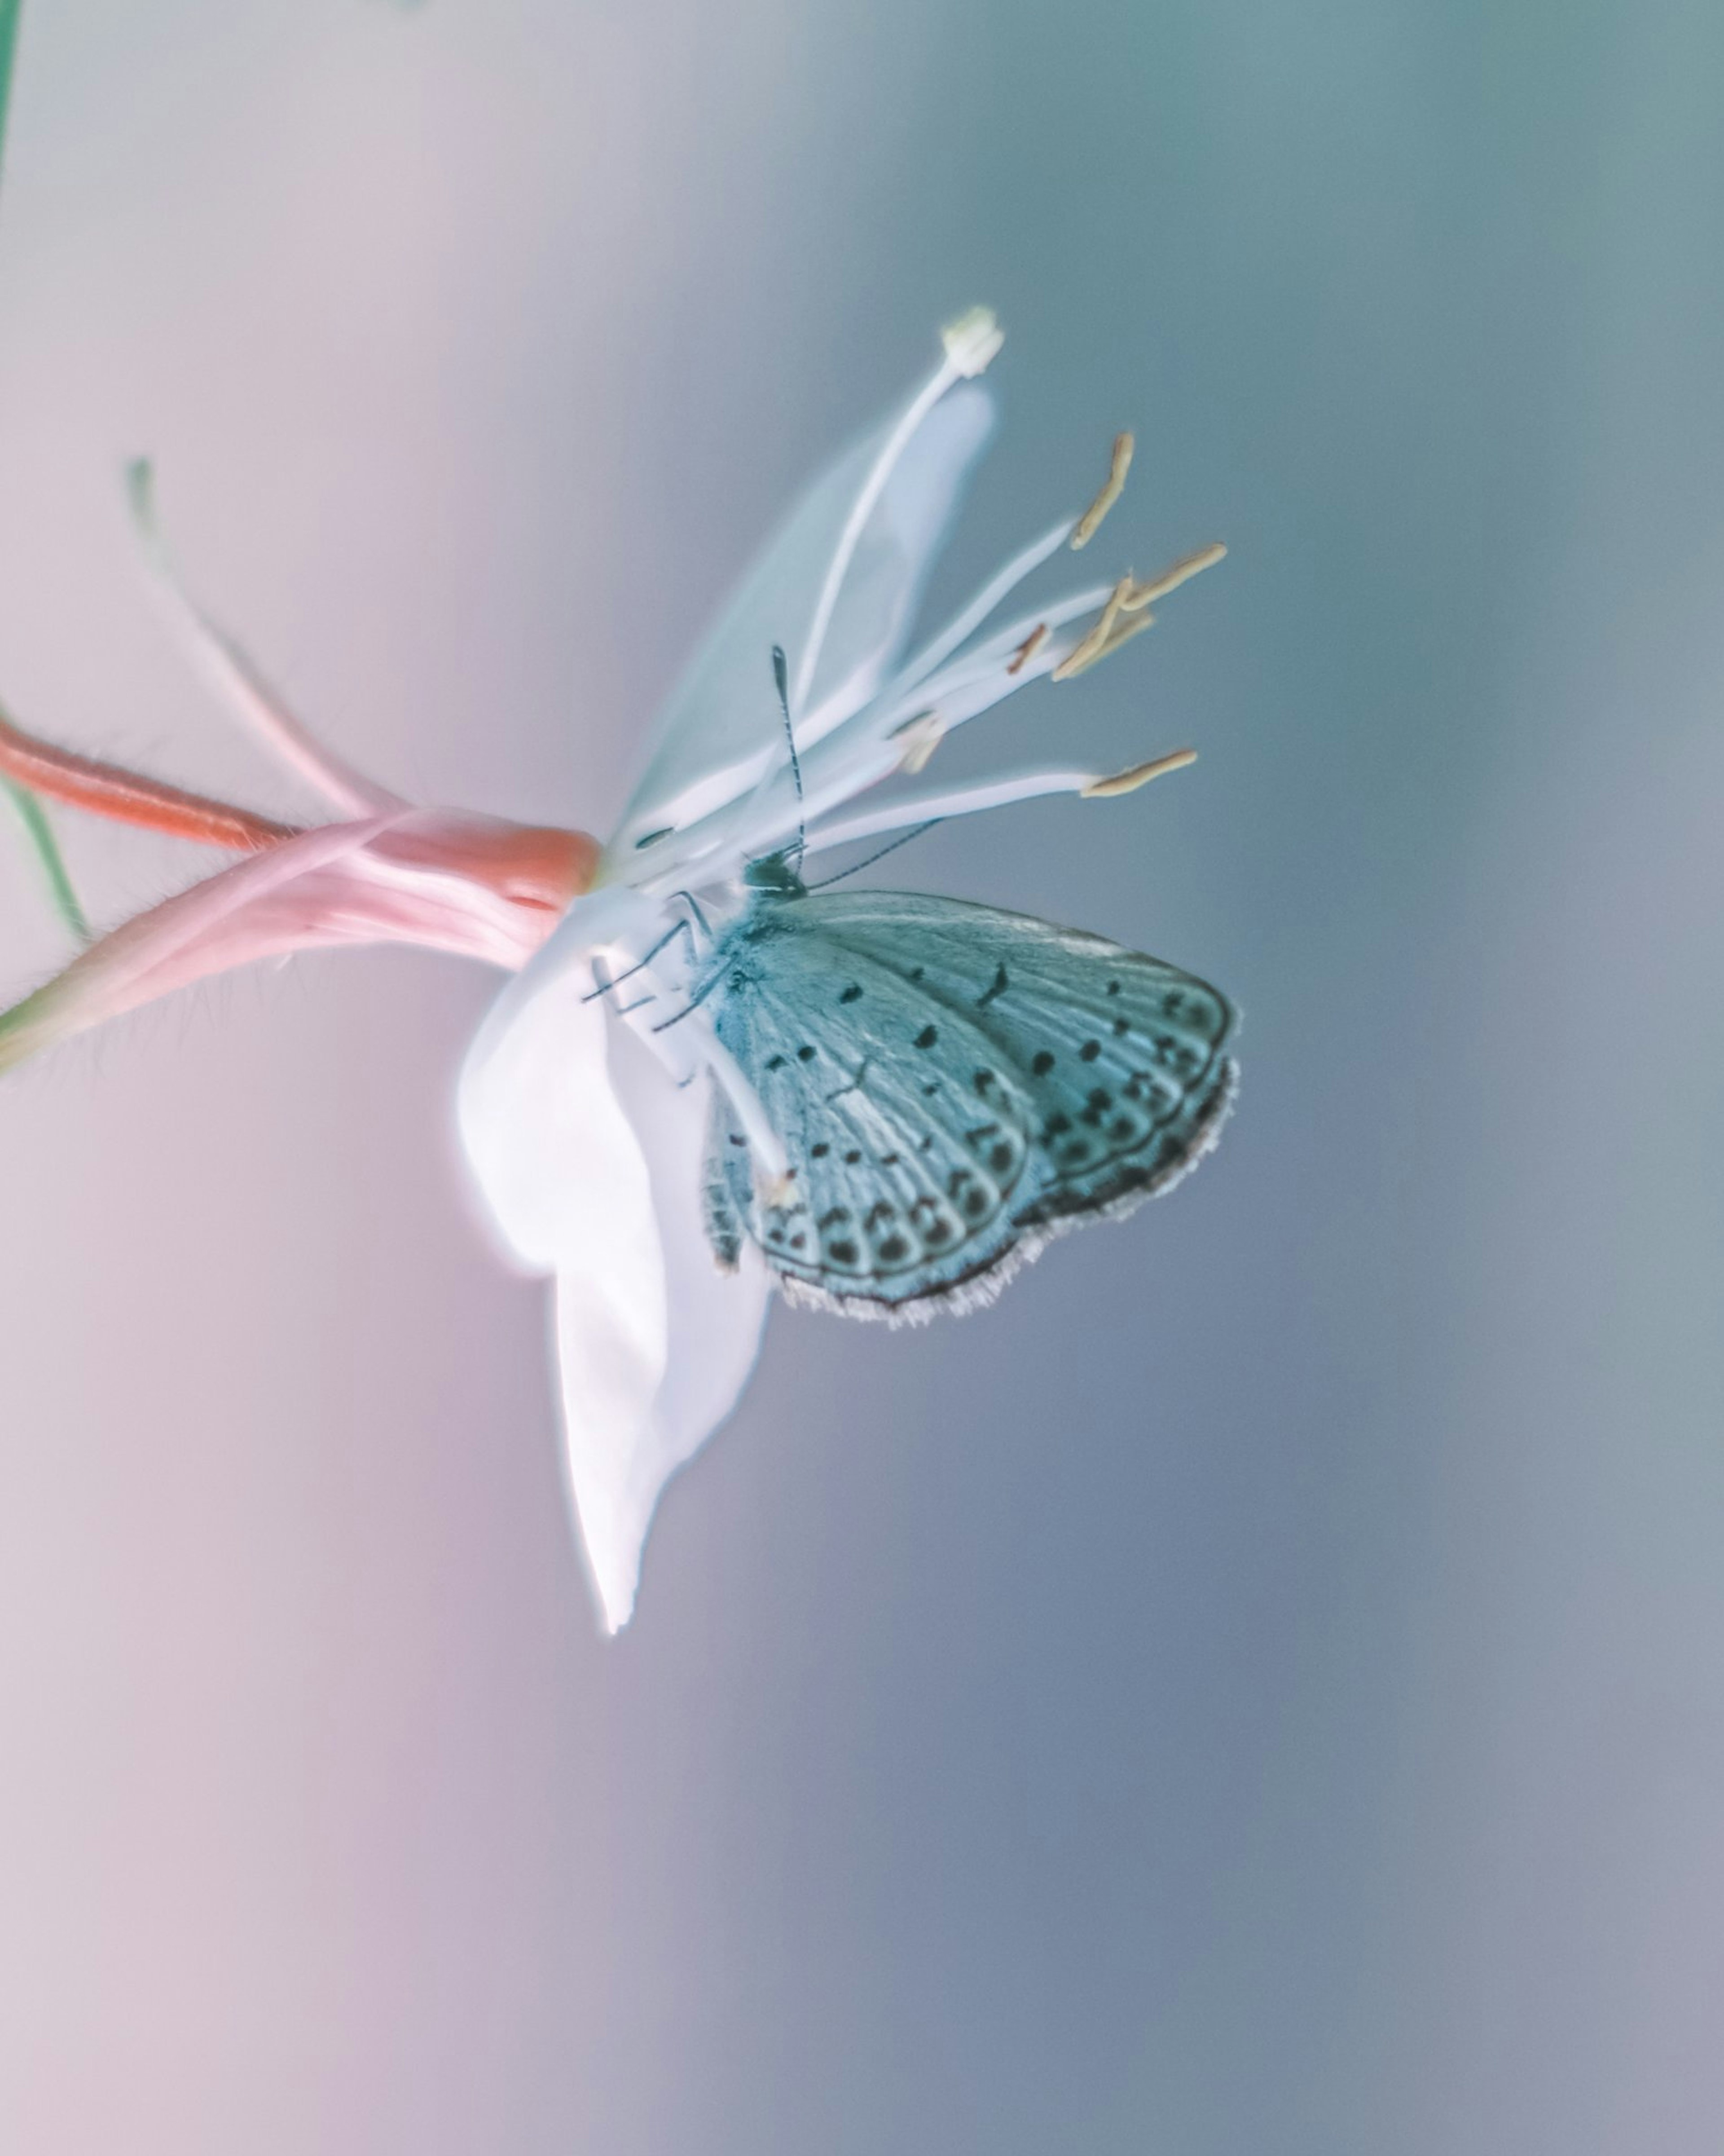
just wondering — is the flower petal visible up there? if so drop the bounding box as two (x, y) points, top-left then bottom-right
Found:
(607, 373), (995, 864)
(457, 887), (770, 1633)
(461, 955), (665, 1630)
(126, 459), (405, 818)
(0, 813), (408, 1073)
(0, 809), (585, 1075)
(583, 1018), (770, 1631)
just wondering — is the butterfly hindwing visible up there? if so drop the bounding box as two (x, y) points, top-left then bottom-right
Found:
(699, 886), (1237, 1319)
(705, 928), (1043, 1311)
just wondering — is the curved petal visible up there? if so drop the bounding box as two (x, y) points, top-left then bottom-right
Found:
(126, 460), (406, 818)
(457, 888), (771, 1633)
(458, 942), (667, 1631)
(607, 376), (995, 864)
(588, 1019), (771, 1630)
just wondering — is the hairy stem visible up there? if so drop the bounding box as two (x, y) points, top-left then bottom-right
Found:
(0, 702), (299, 852)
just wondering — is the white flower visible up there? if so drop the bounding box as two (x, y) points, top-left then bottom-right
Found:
(0, 309), (1221, 1636)
(457, 309), (1224, 1633)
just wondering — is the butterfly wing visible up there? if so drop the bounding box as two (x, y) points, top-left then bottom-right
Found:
(805, 891), (1237, 1226)
(701, 890), (1237, 1319)
(703, 920), (1042, 1315)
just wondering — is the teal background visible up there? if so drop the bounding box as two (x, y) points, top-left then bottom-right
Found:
(0, 0), (1722, 2148)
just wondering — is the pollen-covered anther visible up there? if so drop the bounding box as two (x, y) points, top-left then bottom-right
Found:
(1006, 622), (1050, 676)
(1051, 574), (1134, 681)
(1125, 540), (1227, 610)
(941, 306), (1005, 379)
(890, 709), (947, 774)
(1070, 432), (1135, 550)
(1089, 610), (1157, 667)
(1081, 747), (1198, 799)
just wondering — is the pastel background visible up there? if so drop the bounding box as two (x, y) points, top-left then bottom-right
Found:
(1, 1), (1722, 2150)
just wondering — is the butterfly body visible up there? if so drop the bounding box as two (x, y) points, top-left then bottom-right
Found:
(696, 870), (1238, 1321)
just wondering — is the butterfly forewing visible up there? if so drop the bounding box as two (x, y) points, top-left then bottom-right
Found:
(699, 887), (1237, 1319)
(799, 892), (1236, 1223)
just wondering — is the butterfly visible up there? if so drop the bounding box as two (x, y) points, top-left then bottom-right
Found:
(695, 852), (1238, 1321)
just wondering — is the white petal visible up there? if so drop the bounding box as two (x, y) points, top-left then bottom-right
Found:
(457, 888), (662, 1272)
(608, 376), (995, 864)
(590, 1020), (771, 1630)
(457, 886), (769, 1634)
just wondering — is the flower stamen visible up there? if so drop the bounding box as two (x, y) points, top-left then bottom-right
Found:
(1047, 541), (1227, 682)
(804, 748), (1198, 853)
(1126, 541), (1227, 610)
(1071, 431), (1134, 550)
(1007, 623), (1049, 676)
(1051, 574), (1135, 680)
(1080, 747), (1198, 798)
(890, 710), (946, 774)
(875, 520), (1075, 719)
(1085, 609), (1157, 670)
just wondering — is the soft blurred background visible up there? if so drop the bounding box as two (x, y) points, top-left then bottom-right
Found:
(0, 0), (1721, 2148)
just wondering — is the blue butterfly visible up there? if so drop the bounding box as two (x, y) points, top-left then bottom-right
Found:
(693, 850), (1237, 1321)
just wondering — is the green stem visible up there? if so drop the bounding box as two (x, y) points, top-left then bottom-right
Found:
(4, 780), (90, 942)
(0, 0), (92, 943)
(0, 3), (18, 150)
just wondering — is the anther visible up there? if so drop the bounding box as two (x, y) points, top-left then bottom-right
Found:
(1007, 623), (1050, 676)
(1051, 574), (1134, 681)
(1126, 541), (1227, 609)
(1081, 748), (1197, 798)
(1086, 608), (1157, 671)
(1071, 432), (1134, 550)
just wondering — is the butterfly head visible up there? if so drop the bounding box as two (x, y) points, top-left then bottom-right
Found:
(742, 849), (808, 899)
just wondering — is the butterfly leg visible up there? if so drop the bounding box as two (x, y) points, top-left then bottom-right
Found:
(667, 888), (714, 943)
(580, 913), (699, 1004)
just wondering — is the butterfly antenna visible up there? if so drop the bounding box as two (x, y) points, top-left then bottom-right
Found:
(772, 643), (805, 871)
(806, 820), (939, 890)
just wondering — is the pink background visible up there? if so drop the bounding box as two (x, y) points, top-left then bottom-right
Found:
(3, 2), (1724, 2151)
